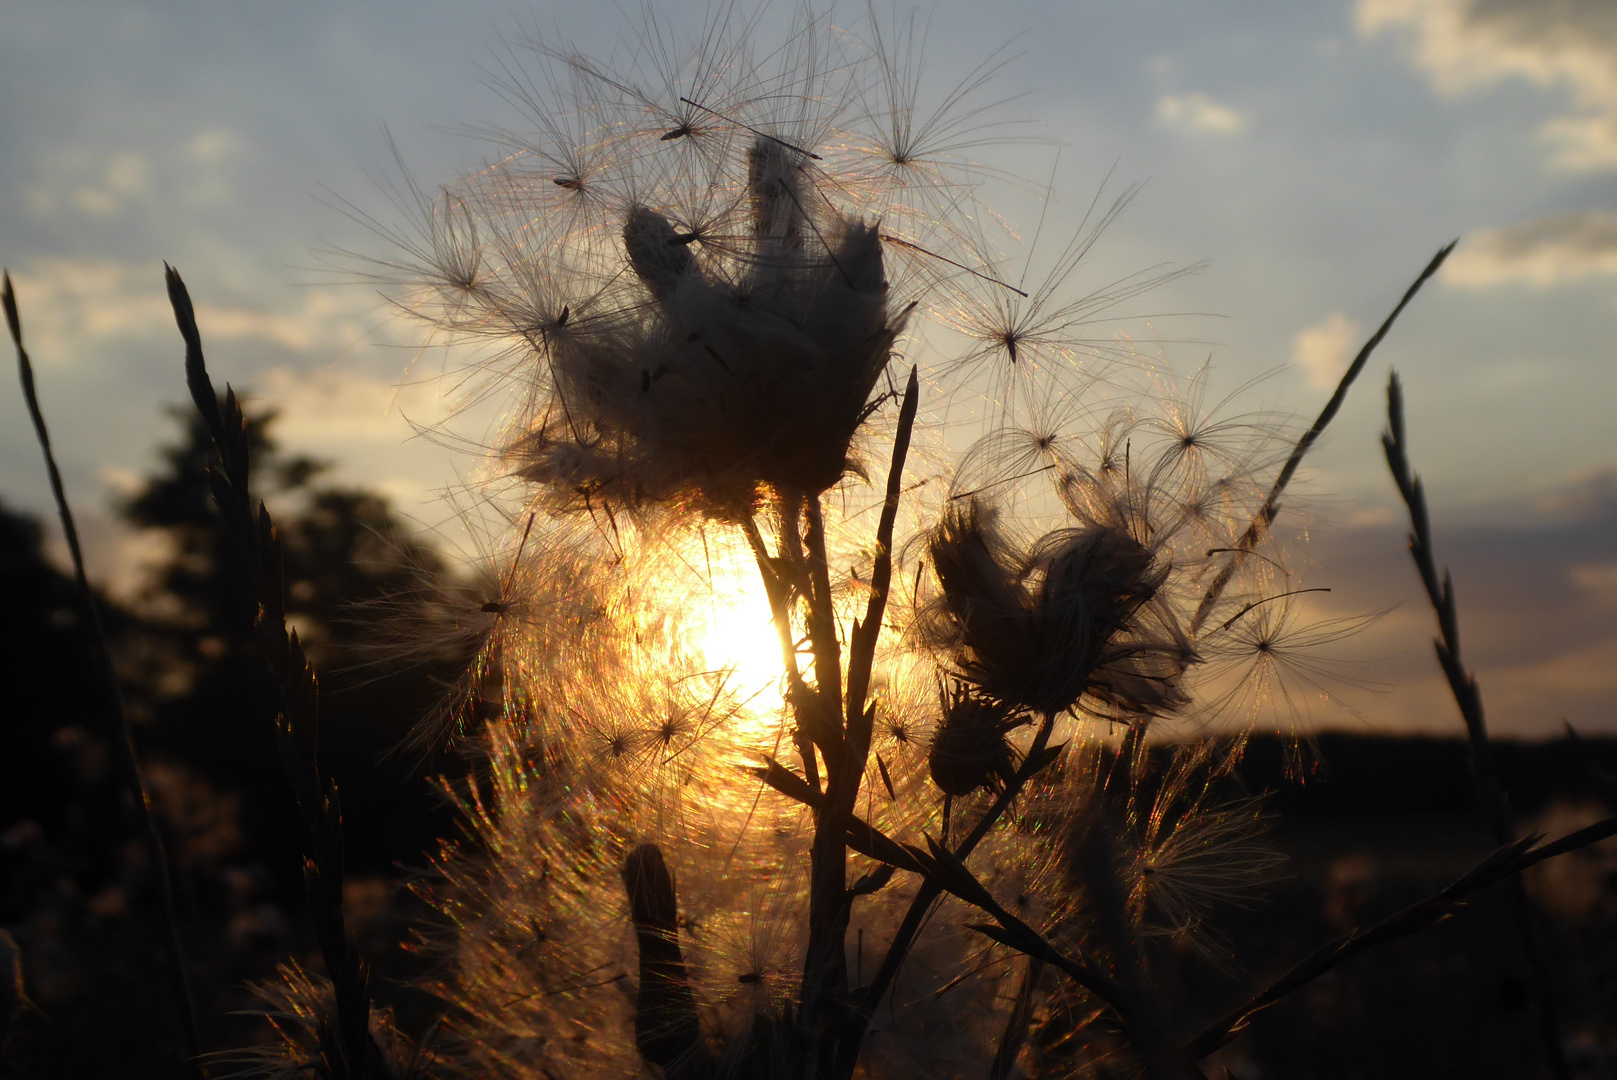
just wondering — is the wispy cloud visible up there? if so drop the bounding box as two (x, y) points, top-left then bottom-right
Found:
(7, 257), (373, 366)
(1358, 0), (1617, 170)
(254, 364), (457, 443)
(25, 127), (247, 219)
(1444, 211), (1617, 287)
(1292, 312), (1361, 389)
(1156, 90), (1247, 134)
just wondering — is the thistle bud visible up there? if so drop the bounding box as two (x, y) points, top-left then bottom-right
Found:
(928, 683), (1025, 797)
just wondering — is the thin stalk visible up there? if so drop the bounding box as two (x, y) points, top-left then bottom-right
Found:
(1185, 812), (1617, 1062)
(1381, 371), (1569, 1079)
(987, 958), (1044, 1080)
(167, 266), (382, 1077)
(740, 512), (820, 793)
(794, 503), (858, 1049)
(797, 373), (922, 1073)
(1191, 241), (1456, 635)
(852, 712), (1060, 1055)
(800, 493), (845, 727)
(844, 367), (920, 757)
(5, 271), (202, 1071)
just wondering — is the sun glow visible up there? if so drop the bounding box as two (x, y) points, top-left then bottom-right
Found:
(691, 565), (788, 728)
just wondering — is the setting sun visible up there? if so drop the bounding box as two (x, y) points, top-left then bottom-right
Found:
(690, 564), (787, 721)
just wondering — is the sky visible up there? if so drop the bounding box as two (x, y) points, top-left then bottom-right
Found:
(2, 0), (1613, 738)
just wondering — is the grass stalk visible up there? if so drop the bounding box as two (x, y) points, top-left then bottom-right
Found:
(4, 271), (202, 1073)
(165, 265), (385, 1078)
(1191, 241), (1456, 635)
(1381, 370), (1570, 1079)
(1184, 811), (1617, 1061)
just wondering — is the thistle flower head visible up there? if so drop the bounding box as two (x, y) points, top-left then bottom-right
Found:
(925, 497), (1187, 720)
(505, 138), (909, 519)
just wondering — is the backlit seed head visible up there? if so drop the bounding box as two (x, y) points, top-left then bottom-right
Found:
(928, 681), (1027, 797)
(516, 138), (907, 519)
(926, 499), (1186, 718)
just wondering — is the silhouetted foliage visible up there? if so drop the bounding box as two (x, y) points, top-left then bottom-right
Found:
(0, 407), (471, 1077)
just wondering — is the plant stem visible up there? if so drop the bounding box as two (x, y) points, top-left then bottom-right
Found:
(1381, 371), (1569, 1080)
(848, 711), (1060, 1070)
(167, 265), (381, 1077)
(741, 512), (820, 793)
(5, 271), (202, 1072)
(1185, 812), (1617, 1062)
(1191, 241), (1456, 635)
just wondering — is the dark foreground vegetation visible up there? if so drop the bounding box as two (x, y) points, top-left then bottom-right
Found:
(3, 451), (1615, 1077)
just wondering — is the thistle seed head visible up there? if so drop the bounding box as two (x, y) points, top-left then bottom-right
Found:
(520, 135), (905, 519)
(927, 682), (1026, 797)
(927, 498), (1186, 719)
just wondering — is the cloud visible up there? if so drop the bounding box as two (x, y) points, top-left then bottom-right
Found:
(1292, 313), (1361, 389)
(253, 365), (457, 443)
(1358, 0), (1617, 170)
(1300, 465), (1617, 736)
(25, 127), (247, 219)
(73, 151), (153, 216)
(1156, 91), (1247, 134)
(6, 258), (375, 366)
(1444, 211), (1617, 286)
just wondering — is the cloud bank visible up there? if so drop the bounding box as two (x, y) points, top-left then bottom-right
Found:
(1445, 211), (1617, 286)
(1359, 0), (1617, 170)
(1156, 91), (1248, 134)
(1300, 464), (1617, 737)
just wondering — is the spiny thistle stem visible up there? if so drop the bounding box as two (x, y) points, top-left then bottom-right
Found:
(850, 710), (1062, 1070)
(1382, 371), (1570, 1080)
(798, 368), (924, 1060)
(1190, 241), (1457, 636)
(4, 271), (202, 1073)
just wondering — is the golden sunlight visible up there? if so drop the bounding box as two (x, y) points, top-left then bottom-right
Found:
(691, 565), (787, 726)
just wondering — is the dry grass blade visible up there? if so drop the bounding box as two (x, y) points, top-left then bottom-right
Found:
(1381, 369), (1569, 1079)
(1191, 241), (1456, 635)
(165, 265), (387, 1078)
(1184, 812), (1617, 1062)
(5, 270), (202, 1072)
